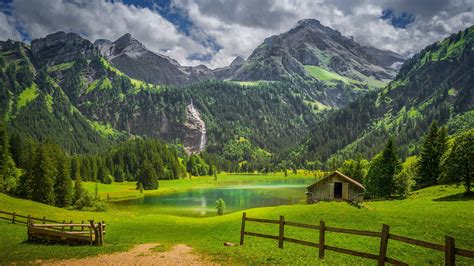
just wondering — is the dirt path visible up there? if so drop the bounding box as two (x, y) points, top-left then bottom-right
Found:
(42, 243), (216, 265)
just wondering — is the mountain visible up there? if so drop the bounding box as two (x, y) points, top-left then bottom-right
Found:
(94, 33), (215, 86)
(0, 37), (122, 153)
(0, 31), (320, 163)
(234, 19), (404, 87)
(304, 25), (474, 163)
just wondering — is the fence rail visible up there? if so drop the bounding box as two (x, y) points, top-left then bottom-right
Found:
(239, 212), (474, 266)
(0, 210), (106, 246)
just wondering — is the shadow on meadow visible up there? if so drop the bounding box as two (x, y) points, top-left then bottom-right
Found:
(433, 191), (474, 201)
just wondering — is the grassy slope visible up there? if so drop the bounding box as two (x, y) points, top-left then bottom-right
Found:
(0, 182), (473, 265)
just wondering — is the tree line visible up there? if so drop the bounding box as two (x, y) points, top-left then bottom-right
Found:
(339, 121), (473, 198)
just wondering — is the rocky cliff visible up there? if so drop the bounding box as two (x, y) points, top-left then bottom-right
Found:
(234, 19), (405, 84)
(94, 33), (215, 85)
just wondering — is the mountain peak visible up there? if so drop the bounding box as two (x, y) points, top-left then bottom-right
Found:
(230, 56), (245, 67)
(296, 19), (322, 28)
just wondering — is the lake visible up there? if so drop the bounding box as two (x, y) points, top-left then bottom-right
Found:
(112, 178), (314, 217)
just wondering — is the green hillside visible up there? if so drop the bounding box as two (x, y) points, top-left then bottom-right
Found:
(305, 26), (474, 163)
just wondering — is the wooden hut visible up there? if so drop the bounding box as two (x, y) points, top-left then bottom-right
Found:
(306, 170), (365, 203)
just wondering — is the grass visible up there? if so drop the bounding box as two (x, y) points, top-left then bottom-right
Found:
(16, 83), (38, 110)
(304, 65), (387, 89)
(0, 180), (473, 265)
(47, 62), (74, 72)
(89, 121), (125, 140)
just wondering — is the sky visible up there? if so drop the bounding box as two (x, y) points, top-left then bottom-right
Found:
(0, 0), (473, 68)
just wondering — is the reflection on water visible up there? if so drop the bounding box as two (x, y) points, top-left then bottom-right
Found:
(113, 178), (313, 217)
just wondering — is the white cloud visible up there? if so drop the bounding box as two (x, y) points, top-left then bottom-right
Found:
(7, 0), (211, 66)
(1, 0), (473, 68)
(173, 0), (474, 66)
(0, 11), (21, 41)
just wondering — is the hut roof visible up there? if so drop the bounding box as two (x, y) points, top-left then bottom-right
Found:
(307, 170), (365, 190)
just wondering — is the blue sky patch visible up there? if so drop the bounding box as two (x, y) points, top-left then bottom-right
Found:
(380, 9), (415, 29)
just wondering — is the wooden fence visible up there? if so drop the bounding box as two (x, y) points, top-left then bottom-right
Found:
(239, 212), (474, 266)
(0, 210), (106, 246)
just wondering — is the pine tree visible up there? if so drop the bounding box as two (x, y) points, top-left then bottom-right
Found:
(74, 176), (83, 203)
(137, 160), (159, 190)
(416, 122), (447, 189)
(32, 144), (57, 204)
(365, 138), (400, 198)
(0, 117), (18, 193)
(54, 155), (73, 207)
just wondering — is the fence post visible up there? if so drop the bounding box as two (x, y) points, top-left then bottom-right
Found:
(70, 220), (73, 231)
(98, 222), (104, 246)
(378, 224), (390, 266)
(90, 220), (98, 246)
(12, 212), (15, 224)
(278, 215), (285, 249)
(62, 220), (66, 231)
(81, 220), (84, 231)
(43, 216), (46, 224)
(319, 221), (325, 259)
(240, 212), (246, 245)
(445, 236), (455, 266)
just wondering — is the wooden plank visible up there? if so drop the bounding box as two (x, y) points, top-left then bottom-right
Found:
(0, 210), (13, 215)
(240, 212), (246, 245)
(0, 216), (13, 222)
(445, 236), (455, 266)
(278, 216), (284, 248)
(326, 245), (379, 260)
(343, 182), (349, 200)
(456, 248), (474, 258)
(32, 223), (100, 227)
(285, 221), (320, 230)
(245, 217), (279, 224)
(319, 221), (325, 259)
(326, 227), (381, 237)
(378, 224), (390, 266)
(389, 234), (445, 252)
(284, 237), (319, 248)
(244, 231), (279, 240)
(28, 227), (91, 241)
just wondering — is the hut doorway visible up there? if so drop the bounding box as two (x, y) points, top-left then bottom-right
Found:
(334, 182), (342, 199)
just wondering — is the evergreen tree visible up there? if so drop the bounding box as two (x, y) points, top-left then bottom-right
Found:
(54, 155), (73, 207)
(32, 144), (57, 204)
(137, 160), (159, 190)
(443, 130), (473, 193)
(416, 122), (447, 189)
(0, 117), (18, 193)
(74, 176), (83, 203)
(365, 138), (400, 198)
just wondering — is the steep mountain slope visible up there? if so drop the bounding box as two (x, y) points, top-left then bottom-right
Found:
(94, 34), (215, 85)
(305, 26), (474, 163)
(234, 19), (404, 87)
(0, 38), (122, 153)
(1, 32), (321, 159)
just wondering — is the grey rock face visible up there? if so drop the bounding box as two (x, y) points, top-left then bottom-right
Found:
(31, 31), (96, 66)
(94, 33), (215, 85)
(234, 19), (405, 82)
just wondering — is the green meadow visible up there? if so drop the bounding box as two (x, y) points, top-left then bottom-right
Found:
(0, 174), (473, 265)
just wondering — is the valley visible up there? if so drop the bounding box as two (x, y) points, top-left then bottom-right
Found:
(0, 3), (473, 265)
